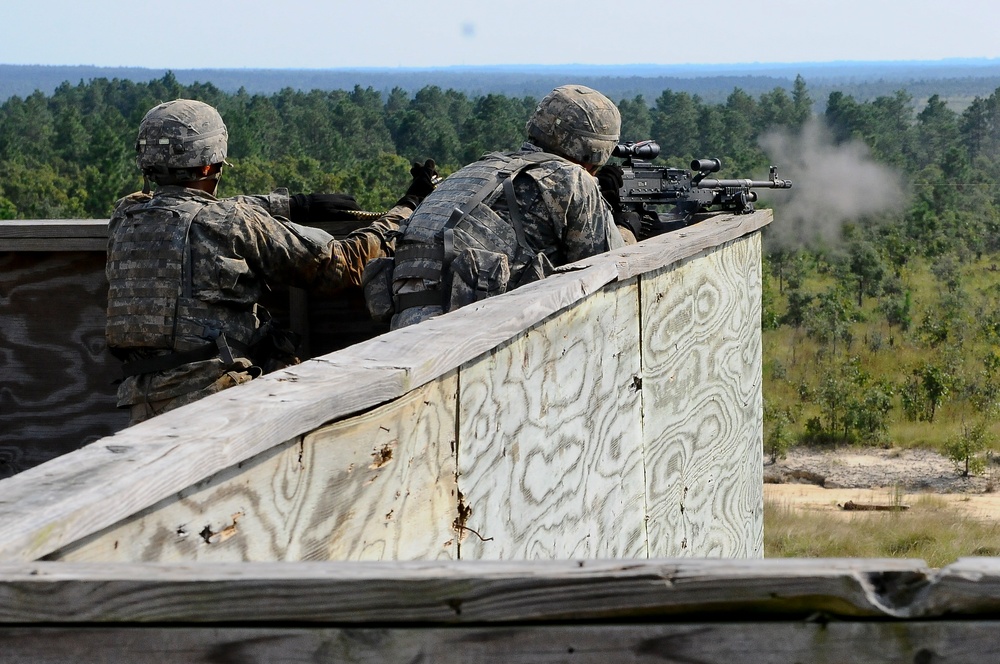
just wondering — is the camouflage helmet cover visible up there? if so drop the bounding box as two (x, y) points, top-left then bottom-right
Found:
(525, 85), (621, 166)
(135, 99), (228, 179)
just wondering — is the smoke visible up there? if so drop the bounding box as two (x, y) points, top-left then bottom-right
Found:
(757, 117), (908, 249)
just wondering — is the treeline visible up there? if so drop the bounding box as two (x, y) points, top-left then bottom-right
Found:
(0, 72), (816, 219)
(8, 63), (1000, 110)
(8, 71), (1000, 464)
(0, 72), (539, 217)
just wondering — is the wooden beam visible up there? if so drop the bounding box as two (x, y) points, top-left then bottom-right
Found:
(6, 621), (996, 664)
(0, 220), (109, 238)
(0, 220), (108, 252)
(0, 558), (928, 623)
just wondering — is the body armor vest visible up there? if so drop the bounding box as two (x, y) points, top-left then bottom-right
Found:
(106, 198), (259, 354)
(394, 151), (561, 290)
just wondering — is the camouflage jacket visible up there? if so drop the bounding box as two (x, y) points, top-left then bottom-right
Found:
(388, 143), (625, 328)
(107, 186), (409, 408)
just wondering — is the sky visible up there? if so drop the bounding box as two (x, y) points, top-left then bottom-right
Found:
(3, 0), (1000, 70)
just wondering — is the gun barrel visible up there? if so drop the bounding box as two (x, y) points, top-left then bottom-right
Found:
(695, 178), (793, 189)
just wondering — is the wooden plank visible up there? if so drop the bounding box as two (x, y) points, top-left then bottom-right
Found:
(2, 621), (993, 664)
(0, 360), (413, 562)
(608, 210), (772, 281)
(457, 279), (646, 559)
(0, 239), (106, 251)
(0, 251), (128, 477)
(641, 233), (764, 558)
(922, 557), (1000, 617)
(0, 220), (108, 239)
(0, 221), (108, 251)
(0, 558), (928, 623)
(48, 375), (460, 563)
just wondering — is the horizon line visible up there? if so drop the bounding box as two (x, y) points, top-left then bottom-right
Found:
(4, 58), (1000, 72)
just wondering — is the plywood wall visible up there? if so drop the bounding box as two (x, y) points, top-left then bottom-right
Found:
(640, 234), (763, 558)
(42, 224), (764, 563)
(0, 251), (128, 477)
(48, 375), (461, 563)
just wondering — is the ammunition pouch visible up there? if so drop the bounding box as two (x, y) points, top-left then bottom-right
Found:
(447, 247), (510, 310)
(362, 256), (398, 323)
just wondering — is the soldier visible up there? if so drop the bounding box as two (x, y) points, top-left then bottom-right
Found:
(107, 98), (435, 424)
(363, 84), (637, 330)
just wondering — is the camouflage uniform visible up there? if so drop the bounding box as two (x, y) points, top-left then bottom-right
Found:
(107, 185), (410, 423)
(363, 85), (627, 329)
(383, 143), (625, 329)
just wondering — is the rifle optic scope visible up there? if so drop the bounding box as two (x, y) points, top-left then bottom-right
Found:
(612, 140), (660, 160)
(691, 158), (722, 173)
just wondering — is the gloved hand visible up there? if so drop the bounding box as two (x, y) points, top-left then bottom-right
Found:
(595, 164), (642, 240)
(288, 193), (361, 223)
(396, 159), (438, 210)
(595, 164), (624, 212)
(616, 210), (643, 241)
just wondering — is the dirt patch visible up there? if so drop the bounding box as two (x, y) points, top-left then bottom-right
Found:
(765, 447), (1000, 520)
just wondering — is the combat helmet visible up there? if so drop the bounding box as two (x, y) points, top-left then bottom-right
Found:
(525, 85), (621, 167)
(135, 99), (228, 184)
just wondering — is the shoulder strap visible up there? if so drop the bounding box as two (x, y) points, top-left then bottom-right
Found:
(444, 151), (556, 252)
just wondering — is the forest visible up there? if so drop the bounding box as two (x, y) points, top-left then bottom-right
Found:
(7, 61), (1000, 108)
(4, 71), (1000, 470)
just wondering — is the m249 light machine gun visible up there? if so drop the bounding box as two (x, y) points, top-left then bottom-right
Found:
(613, 140), (792, 238)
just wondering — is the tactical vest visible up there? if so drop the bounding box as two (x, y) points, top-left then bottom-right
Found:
(106, 197), (260, 361)
(391, 150), (564, 313)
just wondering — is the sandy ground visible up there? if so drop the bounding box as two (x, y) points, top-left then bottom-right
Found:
(765, 447), (1000, 520)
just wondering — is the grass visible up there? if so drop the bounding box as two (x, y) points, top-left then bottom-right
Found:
(764, 494), (1000, 566)
(764, 252), (1000, 457)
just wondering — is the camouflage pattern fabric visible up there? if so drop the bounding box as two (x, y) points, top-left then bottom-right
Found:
(525, 85), (621, 167)
(136, 100), (228, 174)
(107, 185), (410, 421)
(390, 143), (625, 329)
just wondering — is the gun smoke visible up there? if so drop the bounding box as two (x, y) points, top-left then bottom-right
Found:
(757, 118), (908, 249)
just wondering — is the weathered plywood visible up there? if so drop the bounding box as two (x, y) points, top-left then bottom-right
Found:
(0, 251), (128, 477)
(6, 622), (996, 664)
(0, 261), (620, 563)
(457, 279), (645, 560)
(0, 212), (770, 562)
(641, 233), (764, 558)
(47, 375), (460, 563)
(0, 220), (108, 252)
(610, 211), (771, 282)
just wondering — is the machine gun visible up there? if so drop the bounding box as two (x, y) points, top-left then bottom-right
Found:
(612, 140), (792, 238)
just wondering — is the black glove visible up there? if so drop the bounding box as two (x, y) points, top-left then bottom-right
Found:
(596, 165), (643, 239)
(396, 159), (438, 210)
(616, 210), (643, 240)
(595, 164), (624, 212)
(288, 193), (361, 223)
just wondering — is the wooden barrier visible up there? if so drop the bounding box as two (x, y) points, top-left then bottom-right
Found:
(6, 210), (1000, 661)
(0, 219), (384, 477)
(0, 211), (767, 563)
(5, 557), (1000, 662)
(0, 222), (126, 476)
